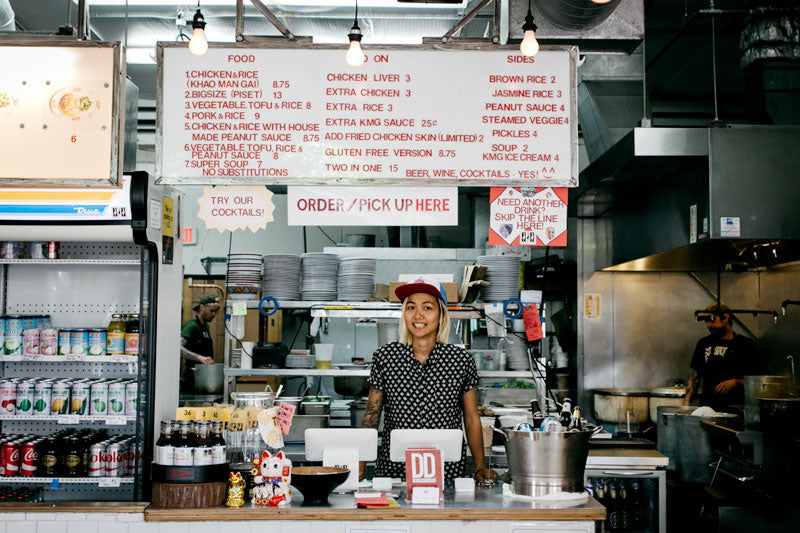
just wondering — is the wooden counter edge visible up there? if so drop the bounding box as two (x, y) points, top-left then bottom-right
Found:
(0, 501), (148, 513)
(145, 505), (606, 522)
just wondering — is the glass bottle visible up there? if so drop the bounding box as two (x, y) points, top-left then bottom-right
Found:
(530, 399), (544, 430)
(155, 420), (175, 465)
(173, 420), (194, 466)
(38, 437), (59, 476)
(124, 314), (140, 356)
(62, 437), (81, 477)
(210, 420), (226, 465)
(193, 422), (212, 466)
(106, 314), (126, 355)
(559, 398), (572, 428)
(568, 407), (583, 431)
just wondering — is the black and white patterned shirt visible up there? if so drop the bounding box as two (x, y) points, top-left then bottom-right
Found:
(368, 341), (478, 481)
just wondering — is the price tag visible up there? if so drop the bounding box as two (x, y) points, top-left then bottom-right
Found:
(50, 478), (60, 490)
(176, 408), (195, 421)
(232, 300), (248, 316)
(65, 354), (81, 362)
(99, 477), (121, 487)
(277, 402), (296, 435)
(111, 355), (129, 363)
(58, 415), (80, 425)
(411, 486), (440, 505)
(105, 416), (127, 426)
(22, 354), (41, 362)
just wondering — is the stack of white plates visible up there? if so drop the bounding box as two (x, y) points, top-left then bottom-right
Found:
(337, 257), (377, 301)
(226, 253), (262, 300)
(301, 253), (339, 301)
(505, 334), (530, 370)
(262, 254), (302, 300)
(477, 255), (521, 302)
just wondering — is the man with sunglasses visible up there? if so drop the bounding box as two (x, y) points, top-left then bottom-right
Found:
(684, 303), (767, 412)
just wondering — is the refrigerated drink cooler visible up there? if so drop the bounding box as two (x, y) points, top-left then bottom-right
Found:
(0, 172), (183, 501)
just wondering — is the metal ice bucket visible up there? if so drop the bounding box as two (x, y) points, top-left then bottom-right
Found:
(503, 429), (592, 497)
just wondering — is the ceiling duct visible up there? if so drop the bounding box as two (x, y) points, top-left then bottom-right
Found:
(0, 0), (16, 32)
(537, 0), (622, 31)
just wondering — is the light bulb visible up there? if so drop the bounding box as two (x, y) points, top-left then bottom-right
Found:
(346, 40), (365, 67)
(520, 29), (539, 57)
(189, 27), (208, 56)
(590, 0), (613, 4)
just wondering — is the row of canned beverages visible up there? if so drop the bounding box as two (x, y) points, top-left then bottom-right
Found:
(0, 314), (140, 357)
(0, 378), (137, 417)
(0, 486), (45, 502)
(1, 429), (140, 478)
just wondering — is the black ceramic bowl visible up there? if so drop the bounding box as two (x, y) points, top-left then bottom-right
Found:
(291, 466), (350, 506)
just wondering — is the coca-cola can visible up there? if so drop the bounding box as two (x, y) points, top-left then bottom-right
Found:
(88, 443), (105, 477)
(3, 442), (20, 476)
(105, 442), (122, 477)
(47, 241), (60, 260)
(20, 441), (37, 476)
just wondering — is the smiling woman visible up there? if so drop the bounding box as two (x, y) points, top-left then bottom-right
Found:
(358, 281), (498, 484)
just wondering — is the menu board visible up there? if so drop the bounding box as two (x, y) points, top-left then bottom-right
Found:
(0, 44), (119, 184)
(158, 45), (577, 187)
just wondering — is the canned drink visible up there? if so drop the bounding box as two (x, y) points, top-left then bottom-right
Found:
(15, 381), (35, 416)
(107, 381), (126, 414)
(541, 417), (563, 432)
(88, 443), (106, 477)
(70, 381), (90, 415)
(32, 381), (53, 416)
(21, 317), (36, 332)
(0, 381), (16, 415)
(3, 442), (19, 476)
(105, 443), (122, 477)
(39, 329), (58, 356)
(70, 329), (89, 356)
(22, 329), (39, 356)
(0, 242), (20, 259)
(89, 381), (109, 415)
(20, 441), (37, 476)
(124, 381), (137, 416)
(87, 329), (107, 356)
(51, 381), (71, 415)
(4, 316), (22, 356)
(0, 316), (5, 353)
(58, 329), (71, 355)
(41, 315), (52, 330)
(29, 242), (47, 259)
(47, 241), (60, 260)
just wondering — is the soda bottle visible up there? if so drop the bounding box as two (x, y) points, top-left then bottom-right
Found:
(38, 437), (59, 476)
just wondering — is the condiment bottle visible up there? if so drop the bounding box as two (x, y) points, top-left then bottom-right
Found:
(106, 314), (126, 355)
(124, 314), (140, 356)
(155, 420), (175, 465)
(173, 421), (194, 466)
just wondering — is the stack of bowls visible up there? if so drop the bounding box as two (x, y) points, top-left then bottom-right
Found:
(226, 253), (262, 300)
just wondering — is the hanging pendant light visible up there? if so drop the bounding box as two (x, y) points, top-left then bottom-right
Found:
(188, 2), (208, 56)
(520, 0), (539, 57)
(345, 0), (365, 67)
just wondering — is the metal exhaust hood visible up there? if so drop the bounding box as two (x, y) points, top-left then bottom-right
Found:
(573, 126), (800, 272)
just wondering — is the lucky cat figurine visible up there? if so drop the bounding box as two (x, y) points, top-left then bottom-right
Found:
(251, 449), (292, 507)
(226, 471), (246, 508)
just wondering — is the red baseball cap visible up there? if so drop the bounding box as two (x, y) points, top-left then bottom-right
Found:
(394, 281), (447, 305)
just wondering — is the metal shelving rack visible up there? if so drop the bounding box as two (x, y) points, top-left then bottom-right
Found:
(0, 242), (144, 501)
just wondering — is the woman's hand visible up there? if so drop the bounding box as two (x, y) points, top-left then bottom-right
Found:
(473, 467), (498, 483)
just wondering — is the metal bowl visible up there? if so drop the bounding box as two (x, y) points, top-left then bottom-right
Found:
(291, 466), (350, 505)
(333, 364), (371, 397)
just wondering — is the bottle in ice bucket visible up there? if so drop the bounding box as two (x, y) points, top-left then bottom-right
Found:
(568, 407), (583, 431)
(514, 422), (534, 431)
(559, 398), (573, 428)
(541, 417), (563, 432)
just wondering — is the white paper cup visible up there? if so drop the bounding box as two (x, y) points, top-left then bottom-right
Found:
(314, 344), (334, 369)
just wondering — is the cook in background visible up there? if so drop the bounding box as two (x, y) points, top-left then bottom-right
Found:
(180, 295), (219, 393)
(359, 281), (497, 483)
(684, 303), (768, 412)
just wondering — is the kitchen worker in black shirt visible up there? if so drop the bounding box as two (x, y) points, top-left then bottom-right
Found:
(684, 303), (768, 412)
(180, 294), (219, 392)
(359, 281), (497, 483)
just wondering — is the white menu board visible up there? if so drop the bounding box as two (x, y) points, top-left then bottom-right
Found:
(158, 45), (578, 187)
(0, 44), (119, 184)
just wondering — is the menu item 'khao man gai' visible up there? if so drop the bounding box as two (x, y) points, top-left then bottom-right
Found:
(684, 303), (768, 412)
(360, 281), (497, 483)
